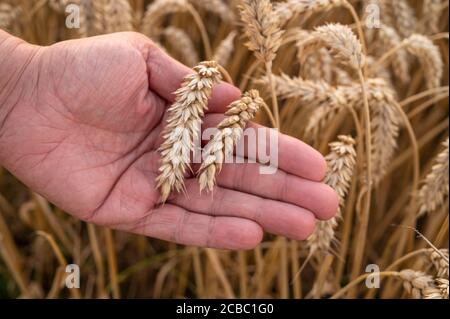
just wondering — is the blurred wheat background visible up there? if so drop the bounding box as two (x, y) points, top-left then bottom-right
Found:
(0, 0), (448, 299)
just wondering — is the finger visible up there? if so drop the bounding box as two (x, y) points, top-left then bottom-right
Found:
(145, 45), (240, 113)
(170, 179), (317, 241)
(129, 204), (263, 250)
(214, 161), (339, 220)
(201, 114), (328, 181)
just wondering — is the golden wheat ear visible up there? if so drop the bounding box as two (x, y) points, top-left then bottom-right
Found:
(156, 61), (222, 202)
(307, 135), (356, 256)
(197, 90), (265, 193)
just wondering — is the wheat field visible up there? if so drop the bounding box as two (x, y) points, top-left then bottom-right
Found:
(0, 0), (448, 299)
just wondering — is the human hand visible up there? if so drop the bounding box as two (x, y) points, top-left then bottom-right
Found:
(0, 32), (338, 250)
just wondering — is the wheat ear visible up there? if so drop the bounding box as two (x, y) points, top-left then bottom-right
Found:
(213, 31), (237, 67)
(418, 138), (449, 216)
(198, 90), (264, 192)
(377, 25), (410, 83)
(399, 270), (442, 299)
(386, 0), (417, 39)
(361, 79), (400, 185)
(425, 278), (449, 299)
(156, 61), (222, 202)
(163, 27), (199, 67)
(239, 0), (284, 128)
(429, 249), (449, 278)
(308, 135), (357, 254)
(404, 34), (444, 89)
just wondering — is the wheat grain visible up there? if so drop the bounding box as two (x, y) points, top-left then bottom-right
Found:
(190, 0), (235, 22)
(213, 31), (237, 67)
(404, 34), (443, 89)
(238, 0), (284, 64)
(429, 249), (449, 278)
(398, 269), (441, 299)
(198, 90), (263, 192)
(156, 61), (222, 202)
(308, 135), (357, 254)
(141, 0), (189, 38)
(433, 278), (449, 299)
(418, 138), (449, 216)
(163, 27), (199, 67)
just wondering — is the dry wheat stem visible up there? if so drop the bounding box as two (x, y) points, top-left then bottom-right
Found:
(156, 61), (222, 202)
(417, 138), (449, 216)
(198, 90), (263, 192)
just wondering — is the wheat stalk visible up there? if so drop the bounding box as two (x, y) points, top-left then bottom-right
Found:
(198, 90), (264, 192)
(163, 27), (199, 67)
(213, 31), (237, 67)
(307, 135), (357, 254)
(156, 61), (222, 202)
(399, 269), (442, 299)
(418, 138), (449, 216)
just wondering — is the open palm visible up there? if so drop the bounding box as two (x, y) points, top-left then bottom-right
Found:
(1, 32), (338, 249)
